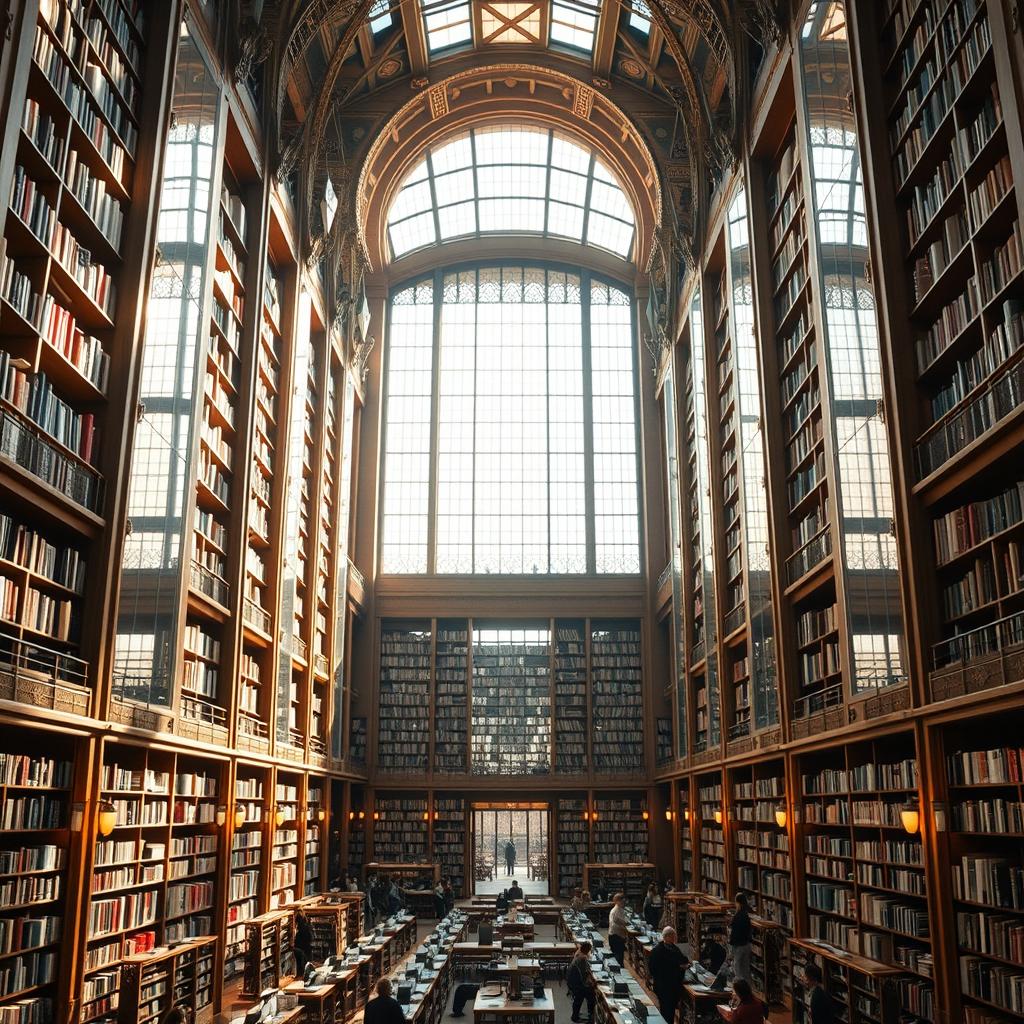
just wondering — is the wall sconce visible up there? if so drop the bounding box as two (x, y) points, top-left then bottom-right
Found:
(664, 809), (673, 821)
(317, 808), (326, 822)
(358, 810), (365, 820)
(235, 806), (246, 829)
(97, 800), (117, 838)
(423, 811), (430, 821)
(275, 804), (287, 827)
(683, 808), (690, 822)
(900, 804), (920, 835)
(932, 801), (946, 833)
(433, 811), (439, 821)
(775, 808), (787, 829)
(642, 810), (650, 821)
(373, 811), (380, 821)
(591, 811), (598, 821)
(216, 805), (227, 827)
(713, 809), (723, 825)
(582, 810), (590, 821)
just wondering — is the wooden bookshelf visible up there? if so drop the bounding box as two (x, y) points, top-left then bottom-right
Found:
(0, 727), (81, 1024)
(556, 796), (589, 895)
(698, 771), (726, 899)
(226, 764), (266, 981)
(271, 770), (301, 910)
(553, 619), (587, 774)
(242, 908), (295, 997)
(677, 780), (693, 891)
(592, 796), (649, 868)
(432, 796), (466, 896)
(434, 619), (468, 774)
(372, 795), (428, 864)
(590, 622), (643, 772)
(118, 935), (216, 1024)
(377, 622), (431, 773)
(304, 780), (325, 897)
(798, 733), (933, 1021)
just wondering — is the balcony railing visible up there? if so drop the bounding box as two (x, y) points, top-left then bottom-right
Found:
(792, 681), (843, 720)
(181, 694), (227, 726)
(190, 560), (229, 607)
(724, 602), (746, 636)
(243, 598), (271, 636)
(0, 630), (90, 715)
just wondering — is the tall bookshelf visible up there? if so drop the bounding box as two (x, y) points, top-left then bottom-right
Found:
(799, 734), (933, 1021)
(270, 770), (300, 910)
(372, 794), (428, 863)
(677, 781), (693, 890)
(226, 765), (266, 981)
(698, 771), (726, 899)
(377, 622), (430, 773)
(0, 0), (159, 720)
(238, 255), (283, 753)
(593, 795), (649, 866)
(304, 780), (324, 896)
(347, 803), (366, 878)
(433, 796), (465, 895)
(556, 797), (589, 895)
(938, 711), (1024, 1024)
(591, 622), (642, 772)
(434, 619), (467, 774)
(0, 728), (78, 1024)
(471, 624), (551, 776)
(553, 619), (587, 774)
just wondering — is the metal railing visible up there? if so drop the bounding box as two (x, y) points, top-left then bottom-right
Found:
(243, 598), (271, 635)
(932, 609), (1024, 669)
(190, 560), (229, 607)
(786, 526), (831, 585)
(792, 681), (843, 720)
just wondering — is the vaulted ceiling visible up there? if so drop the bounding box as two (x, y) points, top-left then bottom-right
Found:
(237, 1), (783, 305)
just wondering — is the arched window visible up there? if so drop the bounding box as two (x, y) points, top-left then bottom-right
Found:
(380, 265), (641, 576)
(385, 125), (636, 261)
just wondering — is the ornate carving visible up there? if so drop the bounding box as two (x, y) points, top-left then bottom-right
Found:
(740, 0), (785, 49)
(573, 84), (594, 119)
(234, 16), (273, 84)
(428, 83), (448, 119)
(353, 332), (376, 386)
(276, 130), (302, 184)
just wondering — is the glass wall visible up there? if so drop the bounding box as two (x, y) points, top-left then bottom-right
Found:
(112, 28), (219, 706)
(380, 266), (641, 576)
(799, 1), (906, 695)
(662, 366), (686, 758)
(728, 191), (779, 730)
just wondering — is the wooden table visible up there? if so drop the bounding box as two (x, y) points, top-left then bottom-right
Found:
(283, 981), (337, 1024)
(496, 916), (535, 941)
(681, 982), (732, 1024)
(473, 987), (556, 1024)
(454, 940), (576, 966)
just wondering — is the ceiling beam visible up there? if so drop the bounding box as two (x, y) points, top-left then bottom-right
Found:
(592, 0), (619, 77)
(399, 0), (429, 75)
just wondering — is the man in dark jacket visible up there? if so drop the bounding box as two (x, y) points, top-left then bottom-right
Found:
(508, 879), (524, 901)
(365, 978), (408, 1024)
(729, 893), (753, 983)
(647, 926), (690, 1024)
(566, 941), (596, 1023)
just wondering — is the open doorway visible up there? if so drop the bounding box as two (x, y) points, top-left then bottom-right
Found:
(471, 803), (550, 895)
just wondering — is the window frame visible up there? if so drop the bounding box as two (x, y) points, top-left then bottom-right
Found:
(379, 260), (644, 578)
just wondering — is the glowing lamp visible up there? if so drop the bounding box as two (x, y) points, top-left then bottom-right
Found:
(642, 810), (649, 821)
(275, 805), (287, 827)
(235, 806), (246, 829)
(775, 808), (787, 829)
(216, 805), (227, 827)
(714, 809), (723, 825)
(900, 805), (920, 835)
(97, 801), (117, 838)
(664, 809), (673, 821)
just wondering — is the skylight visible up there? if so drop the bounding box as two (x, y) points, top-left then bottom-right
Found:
(422, 0), (473, 52)
(385, 125), (636, 261)
(628, 0), (651, 34)
(550, 0), (601, 52)
(481, 2), (543, 43)
(369, 0), (393, 34)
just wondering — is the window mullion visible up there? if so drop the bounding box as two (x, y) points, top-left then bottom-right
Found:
(427, 268), (443, 574)
(543, 130), (554, 239)
(582, 270), (596, 574)
(470, 129), (481, 240)
(581, 153), (596, 248)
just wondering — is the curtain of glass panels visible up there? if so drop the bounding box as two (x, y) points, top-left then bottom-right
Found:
(113, 29), (219, 706)
(799, 1), (907, 695)
(728, 192), (779, 730)
(381, 266), (641, 576)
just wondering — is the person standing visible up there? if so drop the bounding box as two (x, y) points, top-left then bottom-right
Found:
(434, 878), (446, 918)
(364, 978), (407, 1024)
(293, 909), (313, 974)
(608, 892), (629, 967)
(643, 883), (664, 930)
(803, 963), (835, 1024)
(567, 940), (597, 1023)
(443, 877), (454, 913)
(504, 839), (516, 876)
(729, 892), (753, 984)
(647, 926), (690, 1024)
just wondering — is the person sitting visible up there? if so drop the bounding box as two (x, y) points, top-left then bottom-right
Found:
(717, 979), (767, 1023)
(643, 882), (664, 930)
(450, 982), (480, 1018)
(434, 879), (446, 918)
(566, 940), (596, 1023)
(293, 910), (313, 974)
(364, 979), (407, 1024)
(701, 936), (728, 974)
(803, 964), (834, 1024)
(508, 879), (524, 901)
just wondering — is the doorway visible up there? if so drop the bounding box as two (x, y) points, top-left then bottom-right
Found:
(471, 803), (550, 895)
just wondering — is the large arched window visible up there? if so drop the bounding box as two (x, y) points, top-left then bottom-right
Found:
(385, 125), (636, 261)
(381, 265), (641, 576)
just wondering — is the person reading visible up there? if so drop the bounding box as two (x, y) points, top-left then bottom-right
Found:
(365, 979), (407, 1024)
(647, 926), (690, 1024)
(716, 979), (767, 1023)
(567, 941), (597, 1023)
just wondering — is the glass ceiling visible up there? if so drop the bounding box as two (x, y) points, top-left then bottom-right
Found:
(385, 125), (637, 261)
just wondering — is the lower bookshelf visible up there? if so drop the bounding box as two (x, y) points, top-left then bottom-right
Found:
(118, 936), (216, 1024)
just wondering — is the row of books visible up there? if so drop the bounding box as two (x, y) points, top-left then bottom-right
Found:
(933, 479), (1024, 565)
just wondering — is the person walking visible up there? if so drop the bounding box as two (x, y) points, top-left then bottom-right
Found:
(647, 926), (690, 1024)
(729, 892), (753, 984)
(643, 882), (664, 930)
(567, 940), (597, 1023)
(504, 839), (516, 876)
(608, 892), (629, 967)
